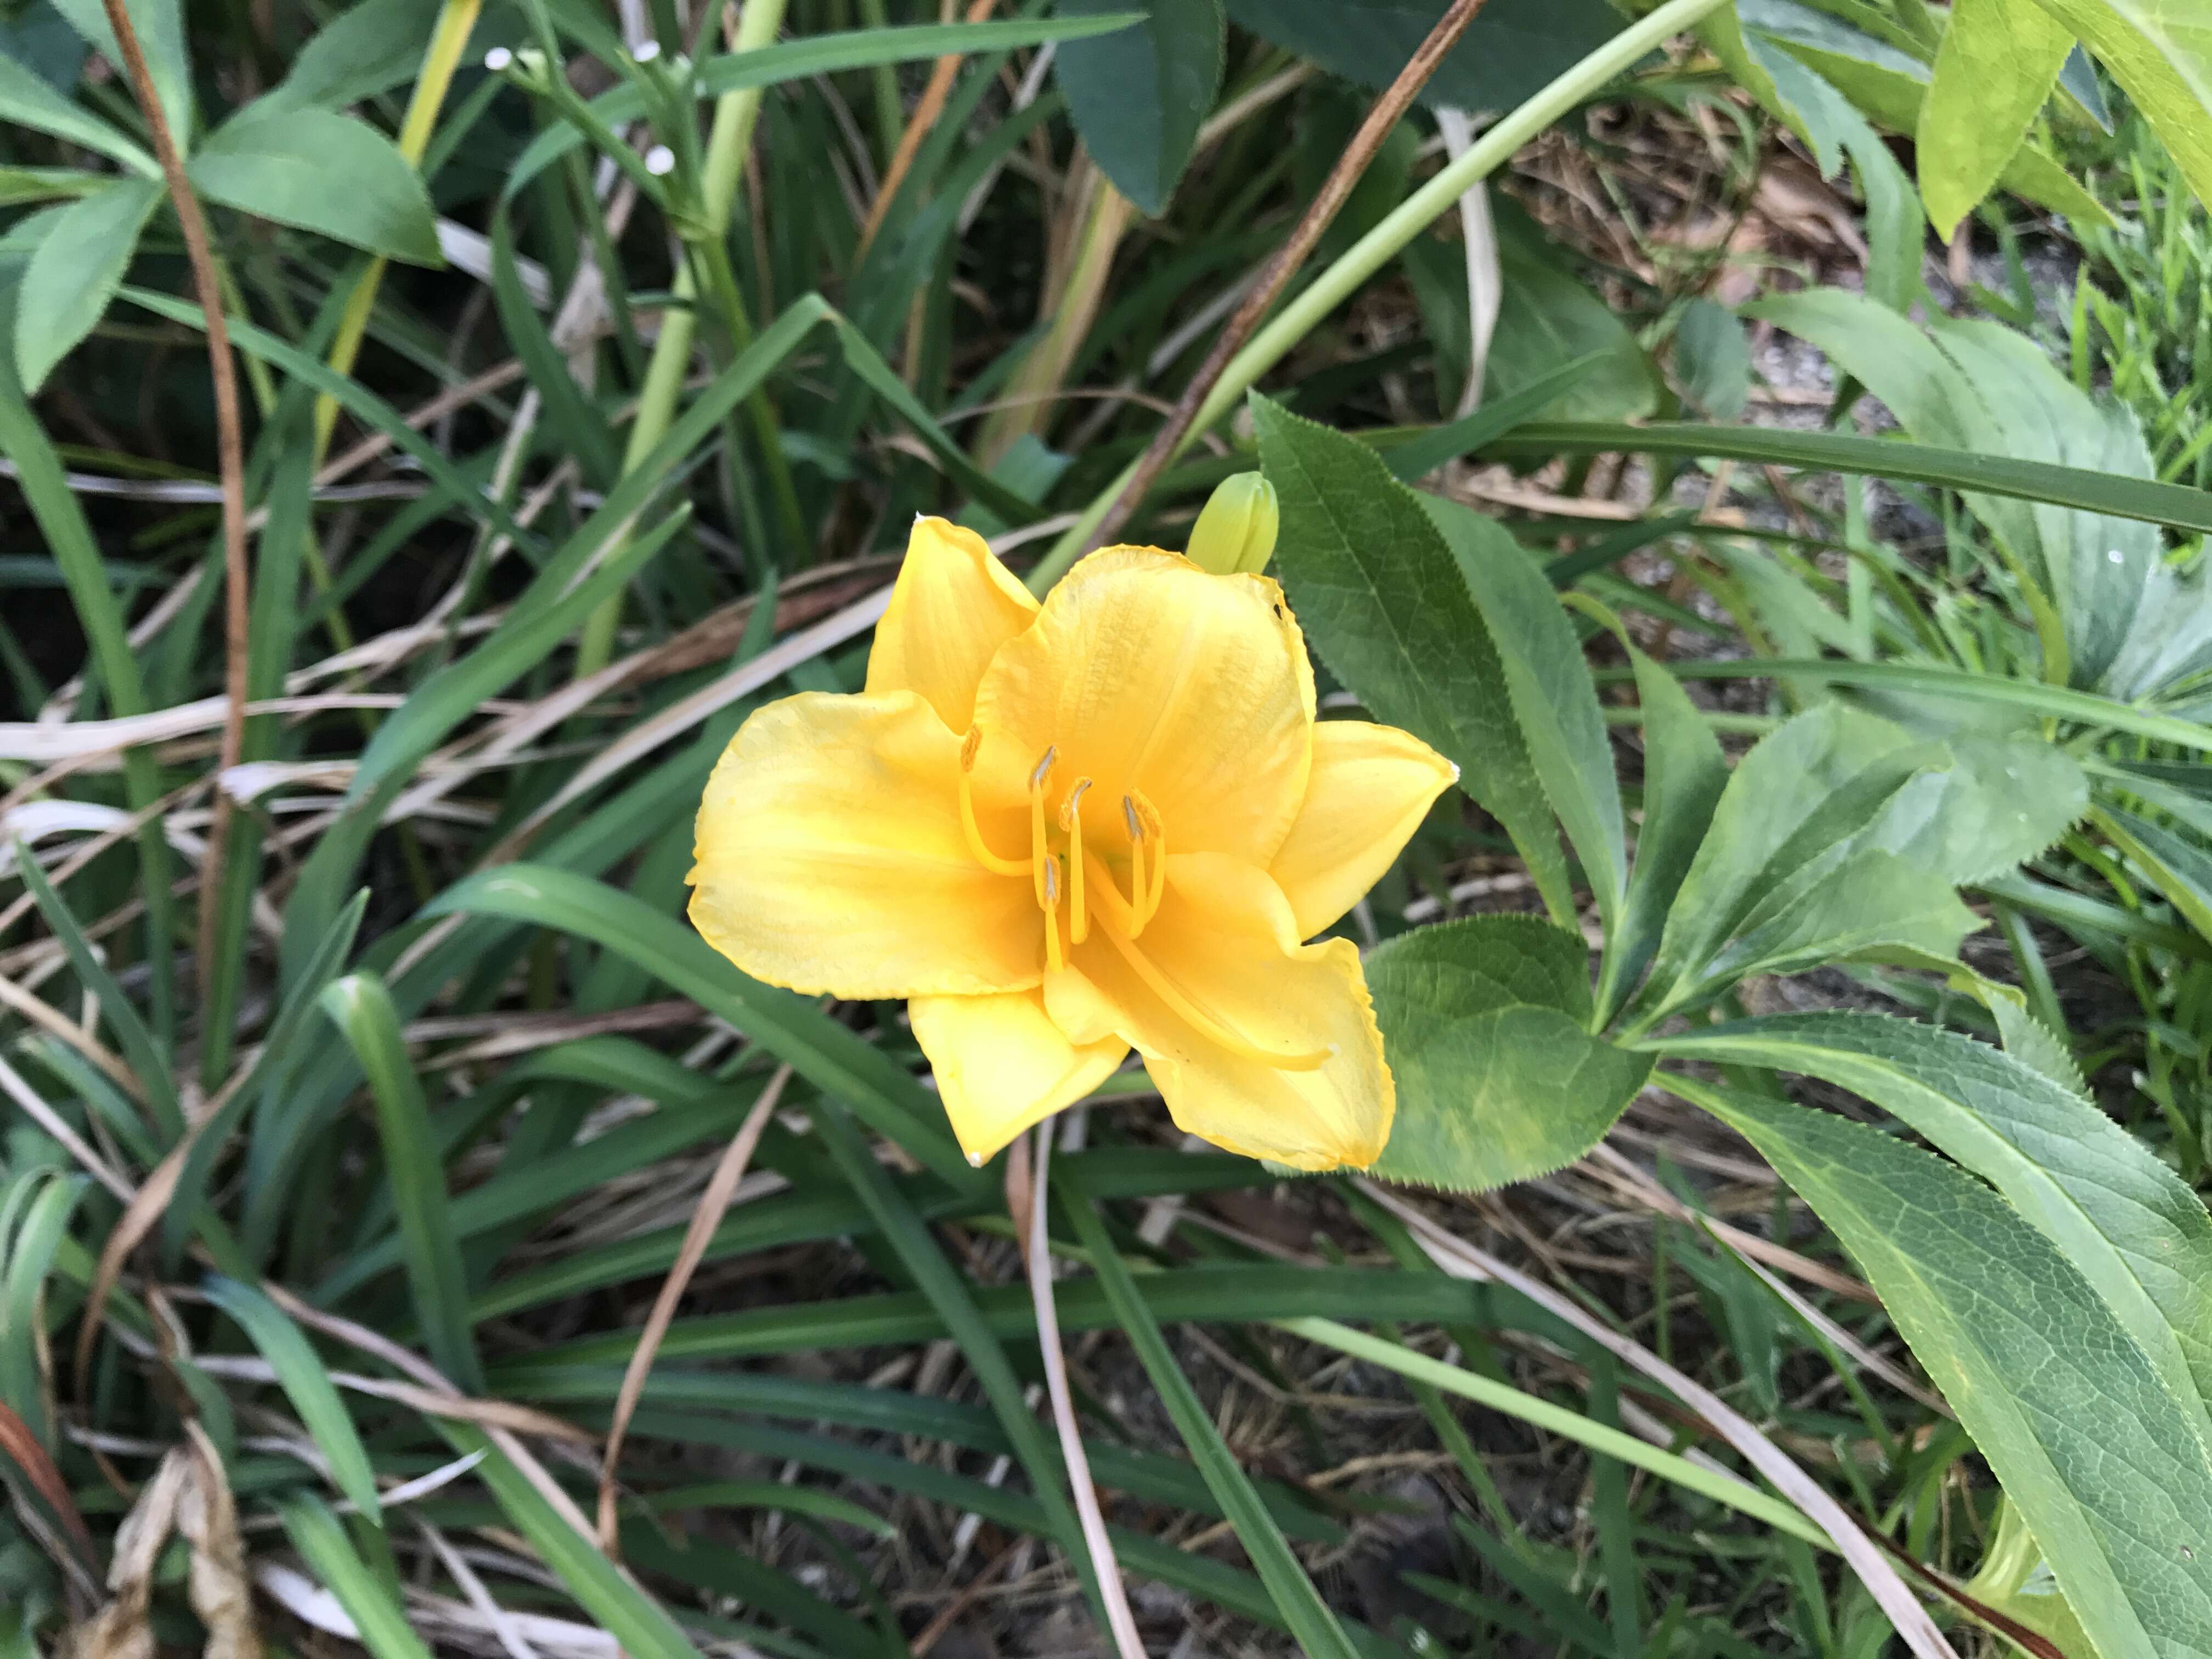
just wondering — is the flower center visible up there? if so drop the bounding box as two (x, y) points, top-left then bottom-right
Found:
(957, 732), (1327, 1073)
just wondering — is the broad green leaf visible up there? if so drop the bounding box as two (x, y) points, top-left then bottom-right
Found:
(189, 105), (441, 265)
(45, 0), (190, 156)
(1252, 393), (1573, 921)
(1751, 46), (1924, 313)
(1054, 0), (1222, 216)
(1961, 1498), (2094, 1659)
(0, 166), (106, 206)
(14, 177), (157, 392)
(1654, 1012), (2212, 1435)
(1674, 298), (1752, 421)
(0, 1), (88, 91)
(1918, 0), (2074, 237)
(1222, 0), (1622, 112)
(1681, 1082), (2212, 1659)
(1743, 289), (2185, 695)
(318, 972), (484, 1393)
(1422, 495), (1626, 935)
(1367, 916), (1652, 1190)
(1485, 230), (1660, 421)
(2025, 0), (2212, 208)
(1630, 709), (2084, 1023)
(260, 0), (444, 111)
(1599, 629), (1729, 1025)
(1730, 0), (2112, 224)
(202, 1276), (381, 1523)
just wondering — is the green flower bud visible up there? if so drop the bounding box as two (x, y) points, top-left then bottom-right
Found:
(1186, 471), (1280, 576)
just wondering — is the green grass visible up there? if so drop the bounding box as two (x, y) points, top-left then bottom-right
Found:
(2, 2), (2209, 1656)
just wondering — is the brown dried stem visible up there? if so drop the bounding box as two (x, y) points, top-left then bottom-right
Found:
(94, 0), (253, 1008)
(1087, 0), (1490, 552)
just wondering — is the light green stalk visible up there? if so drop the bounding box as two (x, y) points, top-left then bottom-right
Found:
(312, 0), (484, 456)
(1026, 0), (1735, 592)
(577, 0), (799, 676)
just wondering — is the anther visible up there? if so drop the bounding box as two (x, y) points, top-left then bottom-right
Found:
(961, 727), (981, 772)
(1029, 746), (1058, 792)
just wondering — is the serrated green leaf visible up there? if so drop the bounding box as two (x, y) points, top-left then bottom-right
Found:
(1656, 1012), (2212, 1437)
(1054, 0), (1222, 216)
(1679, 1081), (2212, 1659)
(1631, 710), (2084, 1023)
(1485, 232), (1660, 421)
(1367, 916), (1652, 1191)
(45, 0), (190, 157)
(189, 104), (441, 264)
(1743, 287), (2187, 695)
(1252, 393), (1572, 920)
(13, 177), (157, 391)
(1422, 494), (1625, 934)
(2024, 0), (2212, 209)
(259, 0), (444, 111)
(1918, 0), (2074, 236)
(1601, 633), (1729, 1025)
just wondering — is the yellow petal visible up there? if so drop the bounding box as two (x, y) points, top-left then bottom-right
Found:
(1069, 853), (1393, 1170)
(864, 516), (1039, 732)
(970, 547), (1315, 865)
(1271, 720), (1457, 938)
(912, 990), (1127, 1163)
(689, 690), (1041, 998)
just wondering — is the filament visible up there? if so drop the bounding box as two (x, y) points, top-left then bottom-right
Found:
(1042, 856), (1064, 972)
(1062, 779), (1092, 943)
(1083, 852), (1328, 1071)
(957, 730), (1028, 877)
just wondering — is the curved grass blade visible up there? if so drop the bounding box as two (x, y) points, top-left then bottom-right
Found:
(317, 971), (483, 1392)
(424, 865), (975, 1188)
(280, 1493), (436, 1659)
(430, 1422), (709, 1659)
(1483, 420), (2212, 536)
(204, 1275), (382, 1523)
(1057, 1170), (1360, 1659)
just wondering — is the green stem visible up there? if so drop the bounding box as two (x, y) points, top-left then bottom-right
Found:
(1275, 1317), (1833, 1549)
(575, 0), (798, 676)
(1026, 0), (1734, 592)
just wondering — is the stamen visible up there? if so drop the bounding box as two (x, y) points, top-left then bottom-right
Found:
(1121, 795), (1147, 936)
(1061, 780), (1092, 943)
(1130, 791), (1168, 929)
(1082, 853), (1329, 1071)
(1042, 857), (1064, 972)
(1029, 746), (1058, 791)
(957, 729), (1028, 877)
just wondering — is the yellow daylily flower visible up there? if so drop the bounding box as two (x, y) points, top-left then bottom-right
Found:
(688, 516), (1456, 1170)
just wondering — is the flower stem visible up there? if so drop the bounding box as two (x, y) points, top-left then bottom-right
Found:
(1026, 0), (1735, 592)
